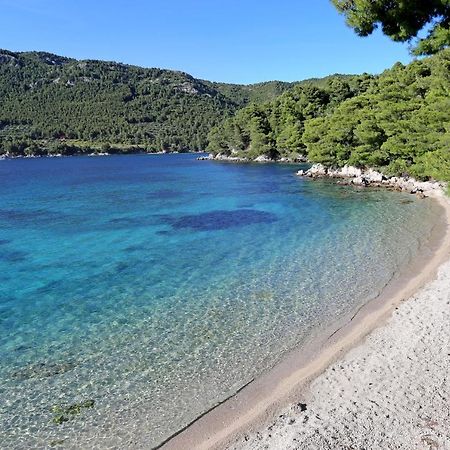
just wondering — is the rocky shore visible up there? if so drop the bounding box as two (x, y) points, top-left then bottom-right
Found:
(197, 156), (447, 198)
(197, 153), (307, 163)
(297, 163), (445, 198)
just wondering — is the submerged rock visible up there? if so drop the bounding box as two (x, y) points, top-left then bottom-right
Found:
(163, 209), (278, 231)
(51, 399), (95, 425)
(12, 361), (77, 380)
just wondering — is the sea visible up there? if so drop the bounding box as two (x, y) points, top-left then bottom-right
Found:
(0, 153), (442, 448)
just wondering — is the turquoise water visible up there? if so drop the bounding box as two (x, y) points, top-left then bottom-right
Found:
(0, 154), (441, 448)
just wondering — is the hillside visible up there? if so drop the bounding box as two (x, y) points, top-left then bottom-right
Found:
(0, 50), (301, 156)
(207, 74), (374, 159)
(208, 50), (450, 183)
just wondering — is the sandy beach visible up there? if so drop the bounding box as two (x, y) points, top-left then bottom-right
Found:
(231, 243), (450, 448)
(163, 192), (450, 450)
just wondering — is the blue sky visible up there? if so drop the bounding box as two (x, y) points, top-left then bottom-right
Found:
(0, 0), (413, 84)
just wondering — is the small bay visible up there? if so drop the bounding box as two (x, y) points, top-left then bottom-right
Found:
(0, 153), (441, 448)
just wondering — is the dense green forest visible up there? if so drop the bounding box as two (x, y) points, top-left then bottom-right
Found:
(207, 74), (373, 159)
(0, 49), (302, 156)
(1, 42), (448, 184)
(208, 50), (450, 182)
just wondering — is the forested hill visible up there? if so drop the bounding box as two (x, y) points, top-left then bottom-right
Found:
(0, 49), (302, 156)
(208, 50), (450, 183)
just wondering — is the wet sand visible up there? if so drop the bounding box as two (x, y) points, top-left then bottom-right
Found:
(161, 192), (450, 450)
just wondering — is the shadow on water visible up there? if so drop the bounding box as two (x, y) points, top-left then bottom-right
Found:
(0, 249), (28, 263)
(161, 209), (278, 232)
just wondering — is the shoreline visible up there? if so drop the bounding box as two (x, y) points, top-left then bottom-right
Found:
(296, 163), (446, 198)
(0, 150), (203, 160)
(197, 153), (306, 164)
(160, 190), (450, 450)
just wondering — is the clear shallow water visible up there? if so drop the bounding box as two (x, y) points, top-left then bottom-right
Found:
(0, 154), (441, 448)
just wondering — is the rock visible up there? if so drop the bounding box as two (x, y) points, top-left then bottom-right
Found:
(352, 176), (369, 186)
(365, 168), (384, 183)
(253, 155), (273, 163)
(12, 361), (76, 380)
(297, 403), (307, 412)
(214, 153), (248, 162)
(197, 154), (213, 161)
(340, 165), (363, 178)
(306, 163), (327, 177)
(52, 415), (70, 425)
(51, 399), (95, 425)
(295, 163), (445, 197)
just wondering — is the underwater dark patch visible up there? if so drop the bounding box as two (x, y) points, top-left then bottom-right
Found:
(115, 262), (131, 273)
(123, 244), (142, 253)
(109, 217), (137, 225)
(164, 209), (278, 231)
(0, 209), (71, 229)
(146, 189), (180, 199)
(0, 209), (65, 221)
(11, 360), (77, 381)
(33, 280), (61, 295)
(107, 216), (159, 230)
(0, 249), (28, 263)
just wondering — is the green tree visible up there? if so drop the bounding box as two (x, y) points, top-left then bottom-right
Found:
(0, 49), (298, 156)
(302, 48), (450, 181)
(332, 0), (450, 55)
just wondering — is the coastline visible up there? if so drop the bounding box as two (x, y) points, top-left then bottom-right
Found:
(0, 150), (202, 160)
(160, 190), (450, 450)
(197, 153), (306, 163)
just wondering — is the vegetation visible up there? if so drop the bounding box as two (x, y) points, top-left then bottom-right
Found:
(303, 50), (450, 182)
(332, 0), (450, 55)
(207, 74), (373, 159)
(1, 35), (448, 184)
(0, 49), (299, 156)
(208, 50), (450, 183)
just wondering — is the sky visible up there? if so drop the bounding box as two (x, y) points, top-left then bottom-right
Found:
(0, 0), (414, 84)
